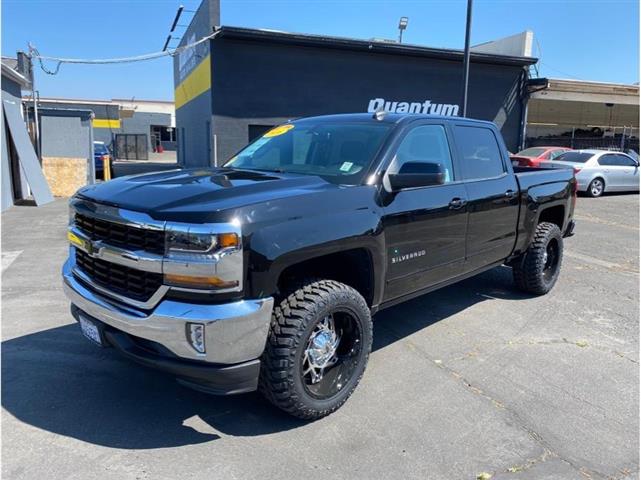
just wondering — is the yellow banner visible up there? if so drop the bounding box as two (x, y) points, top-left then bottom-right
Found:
(92, 119), (121, 129)
(175, 54), (211, 110)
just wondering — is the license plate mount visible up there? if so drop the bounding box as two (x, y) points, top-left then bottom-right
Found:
(78, 314), (106, 347)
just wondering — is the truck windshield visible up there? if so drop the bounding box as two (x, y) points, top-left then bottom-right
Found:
(94, 143), (109, 155)
(224, 121), (392, 185)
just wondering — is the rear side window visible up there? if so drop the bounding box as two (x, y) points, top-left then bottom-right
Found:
(598, 155), (615, 166)
(453, 126), (505, 180)
(549, 149), (567, 160)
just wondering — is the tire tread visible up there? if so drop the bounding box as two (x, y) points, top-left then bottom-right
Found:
(513, 222), (563, 295)
(259, 279), (372, 420)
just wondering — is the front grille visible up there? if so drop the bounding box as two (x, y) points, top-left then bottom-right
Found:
(75, 249), (163, 302)
(75, 213), (164, 255)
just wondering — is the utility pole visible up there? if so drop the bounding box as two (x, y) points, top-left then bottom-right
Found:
(461, 0), (473, 117)
(26, 44), (40, 159)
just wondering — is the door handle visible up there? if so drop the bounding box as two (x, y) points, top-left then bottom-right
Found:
(449, 197), (466, 210)
(505, 189), (516, 198)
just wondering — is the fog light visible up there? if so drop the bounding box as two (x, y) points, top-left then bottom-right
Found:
(188, 323), (206, 353)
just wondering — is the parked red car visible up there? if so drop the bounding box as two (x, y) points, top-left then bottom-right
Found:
(511, 146), (572, 167)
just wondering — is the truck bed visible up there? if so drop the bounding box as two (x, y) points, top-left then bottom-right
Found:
(512, 165), (575, 191)
(510, 165), (576, 257)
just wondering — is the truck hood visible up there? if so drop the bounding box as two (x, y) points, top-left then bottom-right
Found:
(77, 168), (341, 222)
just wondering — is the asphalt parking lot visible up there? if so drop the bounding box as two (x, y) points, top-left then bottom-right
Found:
(2, 193), (639, 480)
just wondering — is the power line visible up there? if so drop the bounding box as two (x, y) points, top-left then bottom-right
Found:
(533, 37), (583, 81)
(30, 30), (218, 75)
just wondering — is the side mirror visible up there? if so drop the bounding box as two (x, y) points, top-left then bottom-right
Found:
(388, 162), (445, 190)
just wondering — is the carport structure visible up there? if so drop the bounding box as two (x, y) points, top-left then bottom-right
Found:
(526, 78), (639, 152)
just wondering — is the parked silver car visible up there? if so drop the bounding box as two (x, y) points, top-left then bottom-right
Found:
(540, 149), (640, 197)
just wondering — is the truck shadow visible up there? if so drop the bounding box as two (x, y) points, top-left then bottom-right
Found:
(372, 265), (528, 352)
(2, 266), (528, 449)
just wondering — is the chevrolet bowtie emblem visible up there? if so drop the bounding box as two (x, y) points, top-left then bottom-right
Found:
(67, 231), (99, 256)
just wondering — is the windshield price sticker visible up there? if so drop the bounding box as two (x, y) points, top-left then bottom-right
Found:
(264, 124), (294, 138)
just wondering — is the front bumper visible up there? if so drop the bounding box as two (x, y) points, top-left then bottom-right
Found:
(62, 258), (274, 394)
(71, 305), (261, 394)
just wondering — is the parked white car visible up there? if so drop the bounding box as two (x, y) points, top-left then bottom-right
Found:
(541, 149), (640, 197)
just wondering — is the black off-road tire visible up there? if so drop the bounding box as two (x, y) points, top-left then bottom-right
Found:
(512, 222), (563, 295)
(259, 280), (372, 420)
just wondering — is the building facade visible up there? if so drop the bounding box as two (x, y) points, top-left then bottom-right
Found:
(2, 57), (53, 210)
(173, 7), (536, 168)
(31, 97), (176, 159)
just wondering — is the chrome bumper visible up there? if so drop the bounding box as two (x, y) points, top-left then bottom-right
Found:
(62, 258), (274, 365)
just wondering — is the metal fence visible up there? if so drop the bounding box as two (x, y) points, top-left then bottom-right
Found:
(115, 134), (148, 160)
(526, 136), (639, 153)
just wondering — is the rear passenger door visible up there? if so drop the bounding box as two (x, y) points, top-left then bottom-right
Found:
(451, 124), (520, 272)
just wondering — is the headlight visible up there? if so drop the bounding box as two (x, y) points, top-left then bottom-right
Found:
(163, 225), (242, 291)
(166, 230), (239, 256)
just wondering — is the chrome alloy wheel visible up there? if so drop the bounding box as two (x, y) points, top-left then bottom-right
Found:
(303, 315), (341, 384)
(301, 311), (363, 399)
(591, 179), (604, 196)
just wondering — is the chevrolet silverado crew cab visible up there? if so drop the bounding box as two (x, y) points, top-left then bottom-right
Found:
(63, 113), (576, 419)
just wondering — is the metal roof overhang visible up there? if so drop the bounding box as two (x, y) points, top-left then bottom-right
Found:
(214, 26), (538, 68)
(1, 63), (31, 88)
(528, 78), (639, 128)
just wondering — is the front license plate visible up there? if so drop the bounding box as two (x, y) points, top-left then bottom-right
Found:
(79, 315), (105, 347)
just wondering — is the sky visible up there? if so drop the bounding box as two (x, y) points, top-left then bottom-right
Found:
(2, 0), (639, 101)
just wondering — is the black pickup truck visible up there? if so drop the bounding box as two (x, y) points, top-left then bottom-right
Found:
(63, 113), (576, 419)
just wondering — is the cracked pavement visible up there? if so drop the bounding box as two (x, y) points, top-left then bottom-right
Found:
(2, 193), (639, 480)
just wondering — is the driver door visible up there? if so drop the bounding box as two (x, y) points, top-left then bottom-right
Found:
(381, 122), (468, 302)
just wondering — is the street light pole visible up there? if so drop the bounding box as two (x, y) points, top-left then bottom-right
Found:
(398, 17), (408, 43)
(461, 0), (473, 117)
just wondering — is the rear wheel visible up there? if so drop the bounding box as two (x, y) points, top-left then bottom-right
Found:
(512, 222), (563, 295)
(259, 280), (372, 420)
(587, 178), (604, 197)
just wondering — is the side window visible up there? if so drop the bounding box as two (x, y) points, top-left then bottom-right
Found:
(615, 154), (637, 167)
(550, 149), (565, 160)
(598, 155), (613, 166)
(453, 126), (505, 180)
(392, 125), (454, 183)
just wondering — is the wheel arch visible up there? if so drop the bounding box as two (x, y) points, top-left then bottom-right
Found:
(275, 248), (377, 307)
(537, 205), (565, 231)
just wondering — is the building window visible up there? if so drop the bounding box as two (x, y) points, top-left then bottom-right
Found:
(151, 125), (175, 143)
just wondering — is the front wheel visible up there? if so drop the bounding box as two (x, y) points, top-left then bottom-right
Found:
(512, 222), (563, 295)
(259, 280), (372, 420)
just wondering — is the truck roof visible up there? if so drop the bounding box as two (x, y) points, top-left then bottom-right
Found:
(293, 112), (497, 127)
